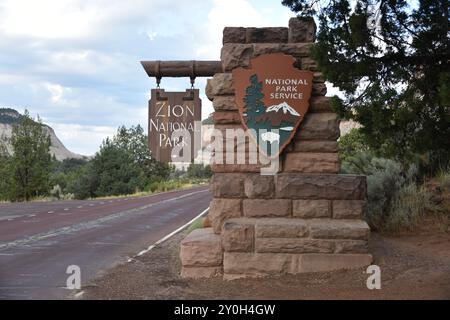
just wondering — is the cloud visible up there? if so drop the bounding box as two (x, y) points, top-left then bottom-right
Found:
(46, 83), (65, 103)
(46, 122), (117, 156)
(0, 0), (295, 155)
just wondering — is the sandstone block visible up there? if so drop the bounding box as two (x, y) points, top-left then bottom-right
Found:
(211, 163), (263, 173)
(334, 240), (369, 254)
(246, 27), (288, 43)
(280, 43), (313, 59)
(208, 124), (250, 153)
(288, 17), (316, 43)
(243, 199), (291, 217)
(181, 266), (223, 278)
(209, 198), (242, 233)
(292, 199), (331, 218)
(292, 140), (338, 153)
(223, 27), (246, 44)
(333, 200), (365, 219)
(313, 72), (326, 83)
(221, 218), (255, 252)
(299, 253), (373, 273)
(301, 57), (318, 71)
(296, 113), (340, 141)
(252, 43), (312, 59)
(252, 43), (281, 57)
(309, 219), (370, 240)
(255, 218), (309, 238)
(221, 44), (253, 71)
(310, 96), (332, 113)
(256, 238), (335, 254)
(213, 95), (238, 111)
(276, 173), (367, 200)
(222, 43), (314, 71)
(211, 151), (279, 173)
(312, 82), (327, 96)
(205, 73), (234, 100)
(283, 152), (340, 173)
(224, 252), (297, 276)
(180, 228), (222, 267)
(213, 111), (241, 125)
(244, 175), (275, 198)
(211, 173), (246, 198)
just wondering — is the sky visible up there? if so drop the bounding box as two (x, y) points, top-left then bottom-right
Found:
(0, 0), (299, 156)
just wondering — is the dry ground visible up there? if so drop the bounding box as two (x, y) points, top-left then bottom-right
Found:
(80, 217), (450, 300)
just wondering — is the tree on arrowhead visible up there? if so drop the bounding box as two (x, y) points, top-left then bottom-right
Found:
(244, 74), (267, 125)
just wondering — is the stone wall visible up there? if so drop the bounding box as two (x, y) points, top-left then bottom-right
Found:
(180, 17), (372, 279)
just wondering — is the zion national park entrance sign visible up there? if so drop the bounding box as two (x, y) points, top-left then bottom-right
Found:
(141, 17), (372, 279)
(148, 89), (201, 163)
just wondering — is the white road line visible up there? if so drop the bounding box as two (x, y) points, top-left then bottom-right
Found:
(128, 207), (209, 262)
(77, 206), (83, 209)
(64, 208), (69, 211)
(47, 211), (54, 214)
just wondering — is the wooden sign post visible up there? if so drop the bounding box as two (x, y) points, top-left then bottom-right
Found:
(148, 89), (201, 163)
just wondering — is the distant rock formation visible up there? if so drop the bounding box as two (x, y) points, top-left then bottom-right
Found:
(0, 108), (86, 161)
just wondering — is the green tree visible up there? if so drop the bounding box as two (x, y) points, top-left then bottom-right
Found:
(114, 125), (171, 181)
(338, 128), (371, 163)
(283, 0), (450, 168)
(0, 137), (11, 201)
(91, 138), (144, 196)
(186, 163), (212, 179)
(66, 163), (98, 200)
(244, 74), (266, 122)
(8, 110), (51, 201)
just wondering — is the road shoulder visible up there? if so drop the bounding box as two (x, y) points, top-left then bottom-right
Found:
(80, 226), (450, 300)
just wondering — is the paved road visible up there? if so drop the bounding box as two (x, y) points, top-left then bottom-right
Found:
(0, 186), (211, 300)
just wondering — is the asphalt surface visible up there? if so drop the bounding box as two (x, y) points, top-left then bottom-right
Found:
(0, 186), (211, 300)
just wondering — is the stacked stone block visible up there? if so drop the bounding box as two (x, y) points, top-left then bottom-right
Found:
(180, 17), (372, 279)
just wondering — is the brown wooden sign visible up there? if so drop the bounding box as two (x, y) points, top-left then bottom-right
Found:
(232, 53), (314, 158)
(148, 89), (201, 162)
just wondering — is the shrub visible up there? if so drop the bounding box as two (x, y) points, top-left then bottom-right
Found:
(385, 183), (433, 232)
(341, 151), (431, 232)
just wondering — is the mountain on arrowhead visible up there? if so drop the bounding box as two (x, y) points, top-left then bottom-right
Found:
(255, 101), (300, 127)
(266, 101), (300, 116)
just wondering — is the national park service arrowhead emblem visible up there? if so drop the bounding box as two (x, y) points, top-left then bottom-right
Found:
(232, 53), (314, 158)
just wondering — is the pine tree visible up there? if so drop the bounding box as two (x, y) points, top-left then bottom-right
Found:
(0, 138), (11, 201)
(282, 0), (450, 168)
(9, 110), (51, 201)
(244, 74), (266, 123)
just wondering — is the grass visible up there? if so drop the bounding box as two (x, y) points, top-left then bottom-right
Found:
(437, 169), (450, 191)
(186, 217), (205, 233)
(93, 178), (209, 200)
(3, 178), (210, 203)
(385, 182), (434, 233)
